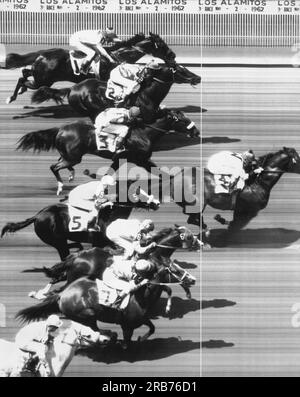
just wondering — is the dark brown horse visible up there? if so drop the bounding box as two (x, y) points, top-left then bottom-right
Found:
(3, 33), (176, 104)
(16, 109), (199, 195)
(17, 258), (196, 348)
(1, 182), (159, 259)
(203, 147), (300, 240)
(23, 225), (199, 301)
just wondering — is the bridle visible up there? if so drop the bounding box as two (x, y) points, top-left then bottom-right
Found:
(148, 261), (190, 286)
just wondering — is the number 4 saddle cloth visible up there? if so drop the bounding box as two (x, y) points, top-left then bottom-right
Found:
(96, 279), (130, 310)
(68, 205), (90, 232)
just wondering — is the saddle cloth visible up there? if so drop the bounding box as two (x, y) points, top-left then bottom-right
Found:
(68, 204), (90, 232)
(69, 51), (100, 78)
(213, 174), (245, 194)
(96, 279), (130, 310)
(95, 124), (128, 152)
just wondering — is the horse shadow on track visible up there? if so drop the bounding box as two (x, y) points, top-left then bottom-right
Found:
(202, 136), (241, 144)
(201, 299), (236, 310)
(208, 228), (300, 248)
(173, 105), (206, 113)
(201, 340), (234, 349)
(78, 337), (200, 364)
(150, 297), (200, 320)
(12, 105), (80, 120)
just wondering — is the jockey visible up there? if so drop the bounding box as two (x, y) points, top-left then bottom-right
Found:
(106, 60), (161, 103)
(13, 315), (63, 376)
(69, 27), (121, 74)
(94, 106), (141, 153)
(68, 175), (116, 232)
(207, 150), (261, 194)
(102, 258), (155, 307)
(106, 218), (157, 259)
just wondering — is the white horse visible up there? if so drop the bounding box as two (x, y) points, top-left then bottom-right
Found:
(0, 320), (114, 377)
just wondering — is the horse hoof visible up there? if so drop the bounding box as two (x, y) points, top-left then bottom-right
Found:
(5, 96), (13, 104)
(28, 291), (37, 299)
(68, 175), (74, 182)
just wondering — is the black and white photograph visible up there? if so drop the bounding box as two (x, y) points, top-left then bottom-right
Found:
(0, 0), (201, 378)
(1, 0), (300, 381)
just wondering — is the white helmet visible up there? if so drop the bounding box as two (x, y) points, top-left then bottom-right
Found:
(101, 175), (116, 186)
(135, 260), (154, 276)
(140, 219), (154, 232)
(46, 314), (63, 328)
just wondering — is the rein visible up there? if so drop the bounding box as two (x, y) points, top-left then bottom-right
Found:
(148, 263), (188, 286)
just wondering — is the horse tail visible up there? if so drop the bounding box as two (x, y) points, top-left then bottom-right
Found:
(16, 128), (59, 152)
(22, 260), (68, 280)
(1, 216), (36, 238)
(1, 51), (42, 69)
(31, 86), (70, 105)
(16, 295), (60, 323)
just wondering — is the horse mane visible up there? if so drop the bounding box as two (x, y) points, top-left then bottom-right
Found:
(109, 34), (146, 51)
(257, 150), (282, 165)
(150, 227), (174, 243)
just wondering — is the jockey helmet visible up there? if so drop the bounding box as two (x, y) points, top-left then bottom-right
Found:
(241, 150), (255, 166)
(135, 259), (154, 277)
(101, 175), (116, 186)
(128, 106), (140, 118)
(46, 315), (63, 328)
(146, 60), (161, 70)
(140, 219), (155, 232)
(103, 27), (118, 40)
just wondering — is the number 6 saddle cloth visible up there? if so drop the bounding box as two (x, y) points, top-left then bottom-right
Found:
(68, 204), (90, 232)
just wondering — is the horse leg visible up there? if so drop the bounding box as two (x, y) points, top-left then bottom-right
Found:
(6, 76), (27, 104)
(228, 210), (258, 234)
(121, 326), (134, 350)
(50, 158), (73, 195)
(68, 166), (75, 182)
(137, 319), (155, 342)
(161, 285), (172, 315)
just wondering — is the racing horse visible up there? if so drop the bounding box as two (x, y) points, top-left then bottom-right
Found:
(0, 321), (114, 377)
(3, 33), (176, 104)
(1, 182), (160, 260)
(17, 260), (196, 349)
(23, 225), (199, 303)
(16, 109), (199, 195)
(30, 63), (201, 121)
(203, 147), (300, 239)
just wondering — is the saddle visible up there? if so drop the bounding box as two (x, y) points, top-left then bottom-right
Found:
(69, 50), (100, 78)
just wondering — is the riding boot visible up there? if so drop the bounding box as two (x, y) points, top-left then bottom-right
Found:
(114, 136), (125, 154)
(87, 216), (101, 232)
(80, 58), (93, 75)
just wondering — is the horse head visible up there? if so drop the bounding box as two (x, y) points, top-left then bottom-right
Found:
(260, 147), (300, 174)
(282, 147), (300, 173)
(148, 32), (176, 63)
(152, 258), (196, 288)
(170, 62), (201, 86)
(166, 109), (199, 138)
